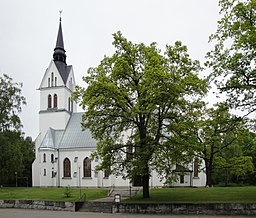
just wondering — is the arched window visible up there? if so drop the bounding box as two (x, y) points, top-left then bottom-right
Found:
(83, 157), (91, 177)
(194, 158), (199, 178)
(54, 94), (58, 108)
(55, 77), (57, 86)
(63, 158), (71, 177)
(43, 153), (46, 162)
(48, 78), (50, 87)
(180, 175), (184, 184)
(48, 95), (52, 108)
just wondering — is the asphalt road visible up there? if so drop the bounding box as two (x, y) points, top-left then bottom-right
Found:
(0, 209), (251, 218)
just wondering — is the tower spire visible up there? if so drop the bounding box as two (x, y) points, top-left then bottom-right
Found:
(53, 12), (66, 64)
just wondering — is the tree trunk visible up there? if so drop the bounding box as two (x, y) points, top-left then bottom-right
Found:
(205, 159), (213, 187)
(142, 174), (150, 198)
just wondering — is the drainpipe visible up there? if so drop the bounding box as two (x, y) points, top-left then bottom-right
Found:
(57, 148), (60, 188)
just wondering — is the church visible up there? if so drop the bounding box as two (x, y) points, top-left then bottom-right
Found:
(32, 17), (206, 188)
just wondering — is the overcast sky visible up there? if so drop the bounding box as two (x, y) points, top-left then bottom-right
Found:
(0, 0), (220, 139)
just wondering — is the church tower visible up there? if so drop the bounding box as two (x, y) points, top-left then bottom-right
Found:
(38, 17), (77, 143)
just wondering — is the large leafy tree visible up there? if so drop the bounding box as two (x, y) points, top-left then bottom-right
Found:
(74, 32), (207, 198)
(207, 0), (256, 114)
(0, 74), (34, 186)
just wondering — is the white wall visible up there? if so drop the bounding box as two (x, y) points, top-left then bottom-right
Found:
(39, 112), (70, 142)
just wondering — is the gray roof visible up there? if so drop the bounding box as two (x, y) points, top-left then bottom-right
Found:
(40, 128), (64, 149)
(54, 61), (72, 84)
(59, 112), (97, 149)
(39, 112), (97, 150)
(55, 18), (65, 50)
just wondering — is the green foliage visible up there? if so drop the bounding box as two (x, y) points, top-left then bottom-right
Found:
(177, 102), (245, 187)
(0, 131), (35, 186)
(0, 74), (34, 186)
(213, 128), (256, 185)
(207, 0), (256, 114)
(63, 186), (72, 198)
(0, 74), (26, 132)
(73, 31), (207, 198)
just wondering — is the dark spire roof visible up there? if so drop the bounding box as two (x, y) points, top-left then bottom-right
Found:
(53, 17), (66, 64)
(53, 16), (71, 85)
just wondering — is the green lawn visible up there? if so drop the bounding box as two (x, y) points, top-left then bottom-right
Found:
(1, 187), (256, 203)
(128, 186), (256, 204)
(0, 187), (109, 202)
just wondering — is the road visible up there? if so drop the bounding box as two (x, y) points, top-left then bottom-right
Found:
(0, 209), (250, 218)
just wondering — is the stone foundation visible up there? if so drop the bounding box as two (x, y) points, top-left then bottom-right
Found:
(1, 200), (256, 215)
(113, 203), (256, 215)
(0, 200), (75, 211)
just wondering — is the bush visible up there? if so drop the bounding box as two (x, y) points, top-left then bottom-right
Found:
(63, 186), (72, 198)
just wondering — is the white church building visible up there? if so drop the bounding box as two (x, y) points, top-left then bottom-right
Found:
(32, 18), (206, 188)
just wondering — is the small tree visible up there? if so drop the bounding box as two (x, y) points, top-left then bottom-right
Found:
(195, 103), (243, 187)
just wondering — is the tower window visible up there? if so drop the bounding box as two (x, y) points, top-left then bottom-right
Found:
(54, 94), (58, 108)
(51, 72), (54, 87)
(48, 78), (50, 87)
(55, 77), (57, 86)
(83, 157), (91, 178)
(48, 95), (52, 108)
(63, 158), (71, 177)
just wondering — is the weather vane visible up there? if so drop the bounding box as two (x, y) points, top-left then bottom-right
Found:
(59, 10), (63, 21)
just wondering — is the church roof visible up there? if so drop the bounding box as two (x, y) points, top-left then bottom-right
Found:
(59, 112), (97, 149)
(54, 62), (72, 84)
(39, 112), (97, 150)
(40, 128), (64, 149)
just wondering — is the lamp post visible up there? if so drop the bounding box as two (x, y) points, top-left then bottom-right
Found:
(114, 194), (121, 213)
(15, 172), (17, 187)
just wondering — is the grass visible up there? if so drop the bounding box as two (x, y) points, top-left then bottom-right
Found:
(0, 187), (109, 202)
(127, 186), (256, 204)
(1, 186), (256, 203)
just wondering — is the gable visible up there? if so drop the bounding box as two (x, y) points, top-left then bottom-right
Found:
(39, 60), (74, 89)
(39, 128), (64, 149)
(39, 60), (65, 89)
